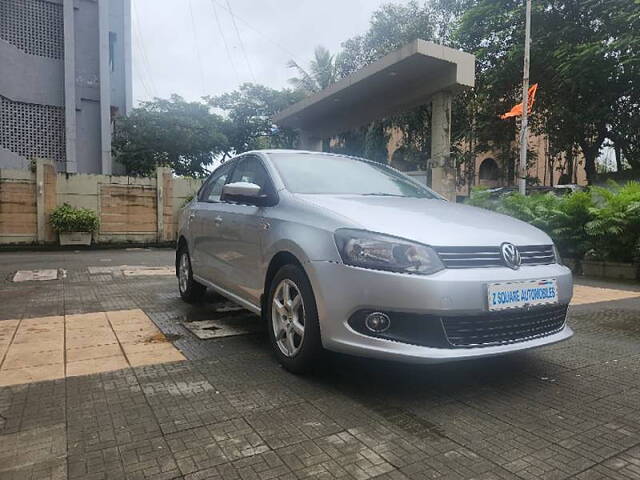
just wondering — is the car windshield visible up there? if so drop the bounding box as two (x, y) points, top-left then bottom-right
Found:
(269, 153), (438, 198)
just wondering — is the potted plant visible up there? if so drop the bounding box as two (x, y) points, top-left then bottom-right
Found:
(49, 203), (99, 246)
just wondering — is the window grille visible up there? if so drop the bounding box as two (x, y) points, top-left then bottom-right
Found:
(0, 95), (66, 166)
(0, 0), (64, 59)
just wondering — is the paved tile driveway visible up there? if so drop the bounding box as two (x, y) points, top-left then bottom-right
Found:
(0, 248), (639, 479)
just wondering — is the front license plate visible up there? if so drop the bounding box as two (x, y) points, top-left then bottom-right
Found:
(487, 279), (558, 311)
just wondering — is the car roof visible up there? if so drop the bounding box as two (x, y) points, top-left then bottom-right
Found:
(245, 149), (356, 158)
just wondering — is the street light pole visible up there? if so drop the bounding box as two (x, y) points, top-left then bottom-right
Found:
(518, 0), (532, 195)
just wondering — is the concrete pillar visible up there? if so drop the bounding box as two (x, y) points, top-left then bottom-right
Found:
(156, 167), (165, 242)
(299, 131), (323, 152)
(123, 0), (133, 115)
(98, 0), (112, 174)
(63, 0), (77, 173)
(36, 159), (57, 243)
(36, 160), (45, 243)
(430, 91), (456, 201)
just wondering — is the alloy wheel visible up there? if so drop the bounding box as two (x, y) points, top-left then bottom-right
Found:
(272, 279), (305, 357)
(178, 252), (190, 293)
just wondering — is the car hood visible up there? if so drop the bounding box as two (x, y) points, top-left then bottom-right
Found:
(297, 194), (552, 247)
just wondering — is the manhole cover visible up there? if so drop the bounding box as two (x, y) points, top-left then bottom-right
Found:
(183, 316), (262, 339)
(12, 269), (59, 282)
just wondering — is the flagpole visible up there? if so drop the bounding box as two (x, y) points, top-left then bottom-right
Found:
(518, 0), (532, 195)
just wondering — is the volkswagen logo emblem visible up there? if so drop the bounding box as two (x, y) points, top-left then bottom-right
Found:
(501, 243), (521, 269)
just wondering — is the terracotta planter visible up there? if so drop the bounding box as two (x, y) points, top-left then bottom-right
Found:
(581, 260), (638, 280)
(59, 232), (92, 246)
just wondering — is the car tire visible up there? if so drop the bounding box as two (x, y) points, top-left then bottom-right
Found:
(177, 246), (206, 303)
(266, 264), (323, 374)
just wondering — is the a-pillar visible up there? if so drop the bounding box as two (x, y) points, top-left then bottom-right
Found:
(299, 131), (323, 152)
(430, 91), (456, 201)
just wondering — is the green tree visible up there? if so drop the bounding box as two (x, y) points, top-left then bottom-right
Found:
(209, 83), (304, 156)
(112, 94), (228, 177)
(287, 46), (339, 94)
(456, 0), (640, 184)
(335, 1), (439, 77)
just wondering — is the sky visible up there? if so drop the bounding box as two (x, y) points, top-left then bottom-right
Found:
(131, 0), (409, 104)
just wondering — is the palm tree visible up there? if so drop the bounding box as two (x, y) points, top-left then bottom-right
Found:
(287, 46), (338, 94)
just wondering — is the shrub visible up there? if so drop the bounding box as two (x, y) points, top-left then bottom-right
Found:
(465, 187), (498, 210)
(548, 191), (594, 259)
(49, 203), (100, 233)
(466, 188), (596, 260)
(585, 181), (640, 262)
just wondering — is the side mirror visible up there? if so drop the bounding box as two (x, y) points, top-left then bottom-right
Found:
(222, 181), (261, 197)
(221, 182), (266, 205)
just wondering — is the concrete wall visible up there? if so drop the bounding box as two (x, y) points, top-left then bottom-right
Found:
(0, 40), (64, 106)
(0, 160), (203, 245)
(0, 168), (37, 244)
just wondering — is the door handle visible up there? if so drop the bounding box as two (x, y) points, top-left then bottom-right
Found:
(214, 216), (223, 226)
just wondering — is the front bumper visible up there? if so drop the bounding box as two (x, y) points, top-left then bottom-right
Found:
(304, 261), (574, 364)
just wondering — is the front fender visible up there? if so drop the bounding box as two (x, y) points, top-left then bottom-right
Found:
(262, 220), (340, 269)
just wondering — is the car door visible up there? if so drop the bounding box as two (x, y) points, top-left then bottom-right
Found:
(214, 155), (277, 305)
(189, 160), (236, 283)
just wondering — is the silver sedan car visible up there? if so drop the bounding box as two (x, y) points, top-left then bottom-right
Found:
(177, 150), (573, 372)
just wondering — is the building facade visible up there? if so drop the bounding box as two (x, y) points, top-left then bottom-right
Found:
(386, 128), (587, 197)
(0, 0), (131, 174)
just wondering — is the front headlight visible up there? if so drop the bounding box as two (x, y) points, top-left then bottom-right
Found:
(552, 244), (563, 265)
(334, 229), (444, 275)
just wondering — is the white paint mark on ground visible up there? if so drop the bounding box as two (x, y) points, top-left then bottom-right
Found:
(123, 267), (174, 277)
(12, 270), (59, 282)
(87, 265), (173, 277)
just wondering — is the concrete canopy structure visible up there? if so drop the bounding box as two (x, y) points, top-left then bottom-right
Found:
(273, 39), (475, 200)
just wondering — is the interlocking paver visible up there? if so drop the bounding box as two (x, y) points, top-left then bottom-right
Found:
(167, 418), (268, 475)
(136, 364), (239, 435)
(184, 450), (293, 480)
(245, 402), (342, 449)
(0, 424), (67, 480)
(278, 431), (395, 479)
(1, 249), (640, 480)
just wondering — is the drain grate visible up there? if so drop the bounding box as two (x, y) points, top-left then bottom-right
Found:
(182, 316), (262, 340)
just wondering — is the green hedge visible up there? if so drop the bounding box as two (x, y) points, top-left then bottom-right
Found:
(49, 203), (100, 233)
(465, 182), (640, 263)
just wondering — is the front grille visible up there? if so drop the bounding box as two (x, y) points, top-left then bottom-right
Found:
(434, 245), (555, 269)
(442, 305), (568, 347)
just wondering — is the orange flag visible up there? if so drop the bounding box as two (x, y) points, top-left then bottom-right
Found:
(500, 83), (539, 119)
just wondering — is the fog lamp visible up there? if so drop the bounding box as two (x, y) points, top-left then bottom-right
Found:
(365, 312), (391, 333)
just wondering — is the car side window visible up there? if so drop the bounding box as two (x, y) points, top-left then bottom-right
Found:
(198, 161), (234, 202)
(228, 156), (274, 195)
